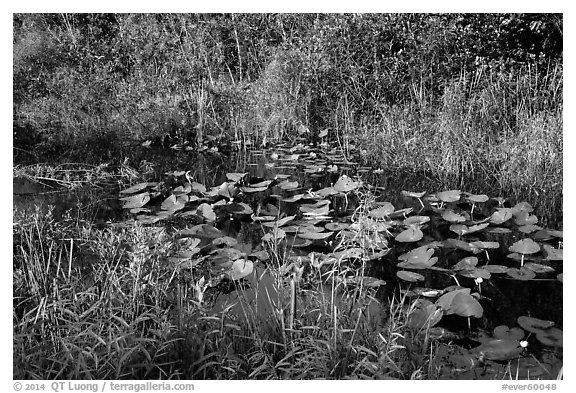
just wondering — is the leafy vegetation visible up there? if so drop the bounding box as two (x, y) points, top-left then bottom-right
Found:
(13, 13), (562, 380)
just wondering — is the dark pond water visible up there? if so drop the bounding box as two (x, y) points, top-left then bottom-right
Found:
(14, 144), (563, 371)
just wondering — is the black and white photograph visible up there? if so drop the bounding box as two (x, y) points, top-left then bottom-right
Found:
(11, 9), (564, 383)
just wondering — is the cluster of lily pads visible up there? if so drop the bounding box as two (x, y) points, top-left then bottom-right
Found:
(118, 145), (562, 370)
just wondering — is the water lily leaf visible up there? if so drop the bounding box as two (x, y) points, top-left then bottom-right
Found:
(412, 288), (445, 297)
(470, 339), (523, 361)
(173, 183), (192, 195)
(449, 224), (469, 237)
(458, 268), (491, 280)
(397, 270), (425, 282)
(212, 236), (238, 247)
(136, 215), (160, 224)
(262, 215), (296, 228)
(282, 194), (304, 203)
(262, 228), (286, 242)
(536, 327), (563, 347)
(395, 227), (423, 242)
(397, 257), (438, 270)
(512, 201), (534, 214)
(333, 175), (360, 192)
(402, 190), (426, 198)
(298, 230), (334, 240)
(403, 215), (430, 226)
(345, 276), (386, 288)
(437, 289), (483, 318)
(121, 192), (150, 209)
(249, 250), (270, 262)
(226, 172), (248, 182)
(542, 244), (563, 261)
(514, 210), (539, 226)
(398, 246), (435, 264)
(226, 258), (253, 280)
(490, 209), (513, 225)
(161, 194), (177, 210)
(332, 248), (364, 261)
(120, 182), (155, 195)
(325, 222), (350, 231)
(482, 265), (509, 274)
(485, 226), (512, 234)
(389, 207), (414, 219)
(466, 194), (489, 203)
(452, 256), (478, 271)
(442, 209), (466, 223)
(509, 238), (540, 255)
(190, 181), (206, 193)
(524, 262), (555, 274)
(507, 267), (536, 280)
(225, 202), (254, 215)
(129, 207), (150, 214)
(557, 273), (563, 282)
(469, 241), (500, 250)
(197, 203), (216, 222)
(300, 204), (330, 216)
(240, 185), (269, 193)
(368, 203), (396, 219)
(278, 179), (299, 190)
(408, 304), (443, 330)
(436, 190), (461, 203)
(435, 291), (478, 317)
(517, 316), (554, 333)
(441, 239), (474, 252)
(494, 325), (525, 341)
(518, 224), (543, 234)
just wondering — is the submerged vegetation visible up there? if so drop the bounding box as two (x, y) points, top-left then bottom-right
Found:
(13, 13), (562, 380)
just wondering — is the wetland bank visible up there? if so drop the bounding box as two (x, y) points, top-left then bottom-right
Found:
(13, 14), (562, 380)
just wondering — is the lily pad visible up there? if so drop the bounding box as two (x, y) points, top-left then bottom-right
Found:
(333, 175), (360, 193)
(509, 238), (540, 255)
(542, 244), (563, 261)
(225, 258), (254, 280)
(452, 256), (479, 271)
(368, 203), (396, 219)
(436, 288), (483, 318)
(524, 262), (555, 274)
(442, 209), (466, 223)
(397, 270), (425, 282)
(403, 215), (430, 226)
(466, 194), (489, 203)
(490, 209), (513, 225)
(120, 182), (154, 195)
(470, 339), (523, 361)
(297, 230), (334, 240)
(482, 265), (510, 274)
(121, 192), (150, 209)
(197, 203), (216, 222)
(517, 316), (555, 333)
(395, 227), (424, 242)
(401, 190), (426, 198)
(507, 267), (536, 280)
(493, 325), (525, 341)
(458, 268), (491, 280)
(436, 190), (461, 203)
(535, 327), (563, 347)
(408, 304), (443, 330)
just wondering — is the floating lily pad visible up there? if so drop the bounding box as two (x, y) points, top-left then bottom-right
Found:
(212, 236), (238, 247)
(226, 172), (248, 182)
(395, 227), (424, 243)
(225, 258), (254, 280)
(514, 210), (539, 226)
(368, 202), (395, 219)
(557, 273), (563, 282)
(197, 203), (216, 222)
(466, 194), (489, 203)
(436, 288), (483, 318)
(120, 182), (155, 195)
(536, 327), (563, 347)
(298, 230), (334, 240)
(490, 208), (513, 225)
(509, 238), (540, 255)
(262, 228), (286, 242)
(482, 265), (509, 274)
(412, 287), (445, 297)
(402, 190), (426, 198)
(408, 304), (443, 330)
(225, 202), (254, 215)
(325, 222), (350, 231)
(524, 262), (555, 274)
(517, 316), (555, 333)
(436, 190), (461, 203)
(493, 325), (525, 341)
(121, 192), (150, 209)
(333, 175), (360, 192)
(403, 215), (430, 226)
(542, 244), (563, 261)
(442, 209), (466, 223)
(345, 276), (387, 288)
(518, 224), (543, 233)
(397, 257), (438, 270)
(484, 226), (512, 234)
(452, 256), (479, 271)
(397, 270), (425, 282)
(470, 339), (523, 361)
(507, 267), (536, 280)
(469, 241), (500, 250)
(389, 207), (414, 219)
